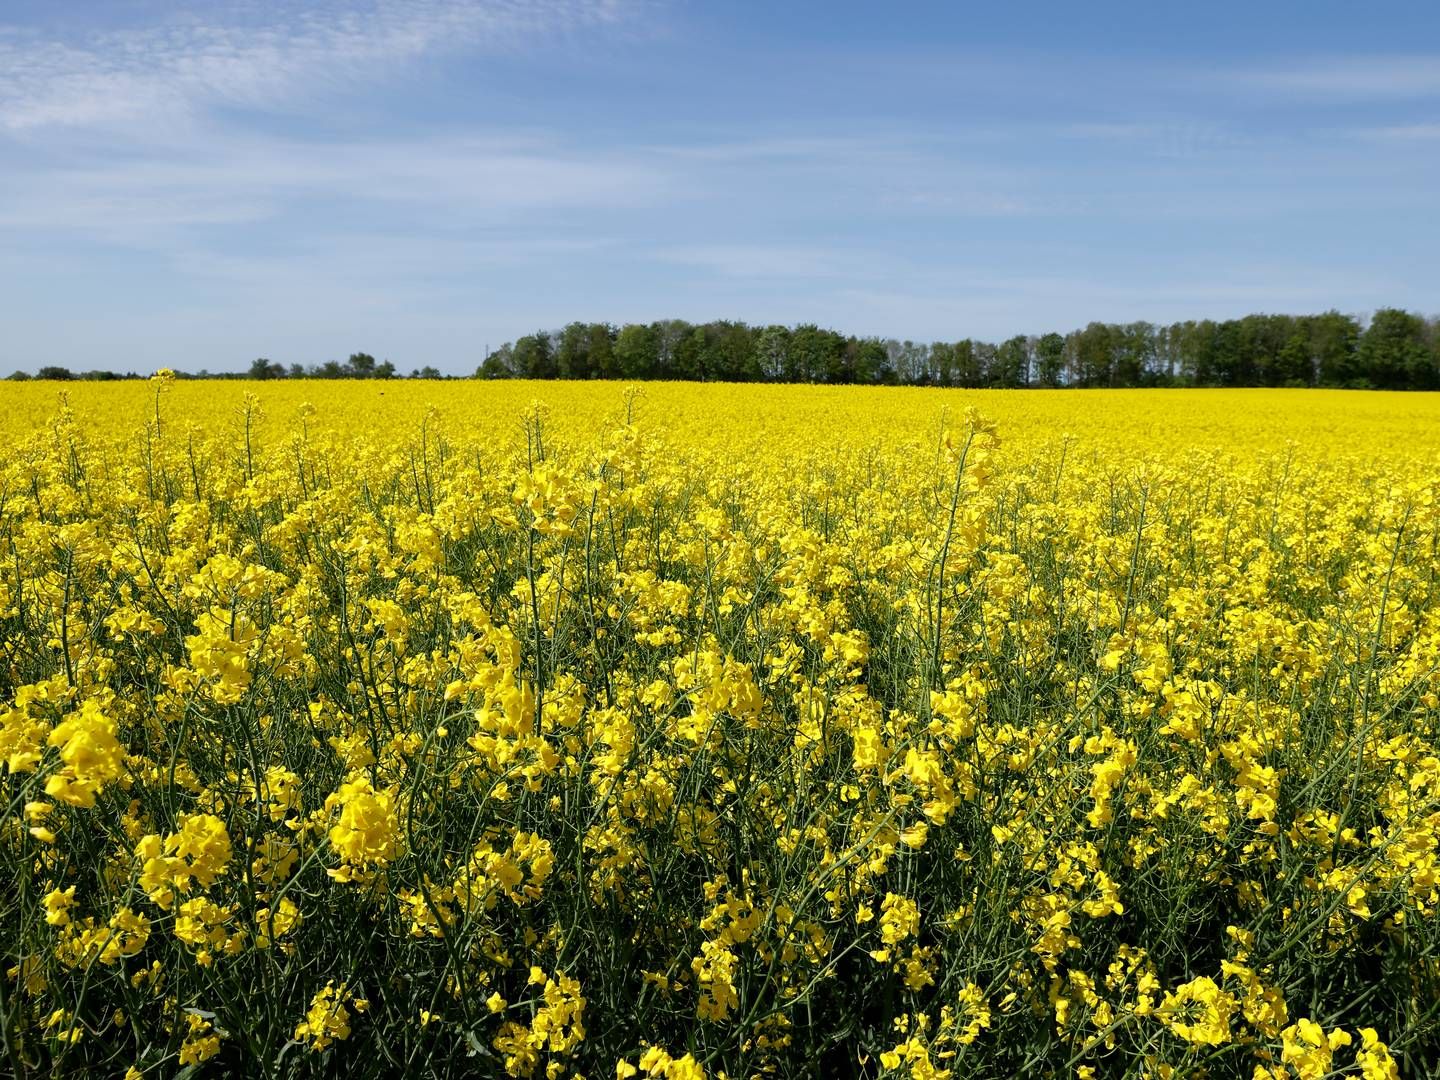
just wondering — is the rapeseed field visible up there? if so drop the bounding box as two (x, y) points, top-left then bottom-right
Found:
(2, 379), (1438, 1078)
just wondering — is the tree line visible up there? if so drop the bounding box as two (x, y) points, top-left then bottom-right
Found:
(8, 310), (1440, 388)
(478, 309), (1439, 389)
(6, 354), (446, 382)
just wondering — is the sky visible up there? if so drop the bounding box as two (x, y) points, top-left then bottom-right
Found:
(1, 1), (1438, 375)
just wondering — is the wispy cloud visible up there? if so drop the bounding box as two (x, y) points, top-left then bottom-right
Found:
(1351, 122), (1440, 140)
(653, 243), (897, 281)
(0, 1), (664, 249)
(1219, 55), (1440, 102)
(1062, 120), (1242, 159)
(0, 0), (638, 133)
(0, 131), (670, 240)
(878, 188), (1060, 216)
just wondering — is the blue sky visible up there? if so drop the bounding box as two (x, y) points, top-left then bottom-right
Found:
(2, 1), (1438, 374)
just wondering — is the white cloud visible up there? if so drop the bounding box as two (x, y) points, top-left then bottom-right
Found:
(877, 189), (1052, 215)
(0, 0), (639, 133)
(1220, 55), (1440, 102)
(653, 243), (893, 280)
(1062, 121), (1242, 159)
(654, 136), (899, 162)
(1351, 123), (1440, 140)
(0, 131), (670, 240)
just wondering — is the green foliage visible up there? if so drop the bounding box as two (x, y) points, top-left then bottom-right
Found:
(10, 310), (1440, 389)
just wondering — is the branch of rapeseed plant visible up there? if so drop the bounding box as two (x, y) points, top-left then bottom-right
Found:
(926, 427), (976, 701)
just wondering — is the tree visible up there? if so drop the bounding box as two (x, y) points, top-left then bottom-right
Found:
(1034, 333), (1065, 387)
(478, 345), (515, 379)
(37, 366), (74, 380)
(1072, 323), (1116, 387)
(788, 324), (843, 383)
(953, 340), (982, 388)
(347, 353), (377, 378)
(1309, 311), (1360, 387)
(249, 357), (285, 380)
(555, 323), (592, 380)
(972, 341), (998, 387)
(852, 337), (891, 384)
(652, 320), (690, 378)
(588, 323), (616, 379)
(673, 327), (706, 380)
(615, 324), (657, 379)
(754, 325), (790, 381)
(1167, 320), (1221, 386)
(888, 340), (929, 385)
(702, 321), (759, 381)
(1276, 332), (1313, 387)
(1114, 322), (1156, 386)
(1359, 308), (1432, 389)
(1227, 314), (1299, 387)
(992, 336), (1029, 388)
(930, 342), (956, 386)
(1211, 320), (1253, 387)
(512, 333), (555, 379)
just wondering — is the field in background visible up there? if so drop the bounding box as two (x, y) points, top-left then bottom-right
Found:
(2, 382), (1438, 1077)
(5, 380), (1440, 455)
